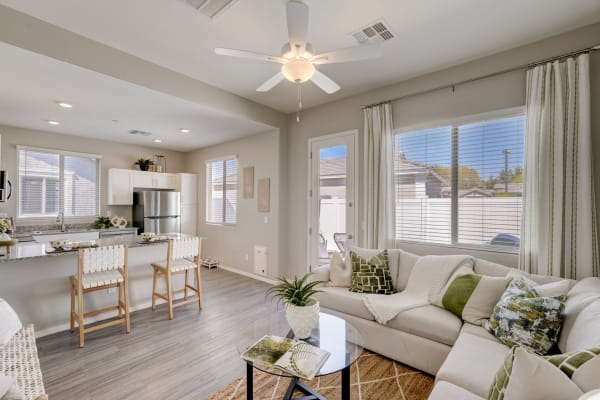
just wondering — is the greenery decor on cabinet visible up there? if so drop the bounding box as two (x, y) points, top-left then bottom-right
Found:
(135, 158), (154, 171)
(90, 216), (111, 229)
(266, 274), (324, 339)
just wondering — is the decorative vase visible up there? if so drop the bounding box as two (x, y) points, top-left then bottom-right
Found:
(285, 301), (320, 339)
(0, 232), (10, 241)
(140, 163), (150, 171)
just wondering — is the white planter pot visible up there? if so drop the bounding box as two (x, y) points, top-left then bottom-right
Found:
(285, 301), (320, 339)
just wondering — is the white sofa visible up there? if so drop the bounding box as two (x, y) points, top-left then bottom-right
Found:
(312, 248), (600, 399)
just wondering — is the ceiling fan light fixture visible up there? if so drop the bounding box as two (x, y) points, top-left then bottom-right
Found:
(281, 59), (315, 83)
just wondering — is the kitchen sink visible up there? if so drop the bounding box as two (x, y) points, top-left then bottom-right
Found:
(32, 230), (100, 243)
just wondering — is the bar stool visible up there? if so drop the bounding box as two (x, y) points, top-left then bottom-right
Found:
(151, 237), (202, 320)
(70, 244), (130, 347)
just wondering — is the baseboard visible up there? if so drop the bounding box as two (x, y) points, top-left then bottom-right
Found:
(217, 264), (278, 285)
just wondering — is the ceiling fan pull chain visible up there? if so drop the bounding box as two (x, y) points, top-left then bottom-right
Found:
(296, 83), (302, 123)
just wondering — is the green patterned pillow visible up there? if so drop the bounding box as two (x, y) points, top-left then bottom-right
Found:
(545, 348), (600, 392)
(487, 278), (566, 355)
(349, 250), (394, 294)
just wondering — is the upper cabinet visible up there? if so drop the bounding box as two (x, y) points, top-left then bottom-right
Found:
(107, 169), (196, 206)
(107, 169), (133, 205)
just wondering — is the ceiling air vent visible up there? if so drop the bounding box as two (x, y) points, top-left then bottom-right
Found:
(129, 129), (152, 137)
(351, 19), (396, 44)
(185, 0), (240, 19)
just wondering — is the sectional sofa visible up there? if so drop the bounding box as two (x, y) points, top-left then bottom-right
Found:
(312, 247), (600, 399)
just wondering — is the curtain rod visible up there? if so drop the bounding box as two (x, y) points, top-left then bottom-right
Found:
(361, 44), (600, 109)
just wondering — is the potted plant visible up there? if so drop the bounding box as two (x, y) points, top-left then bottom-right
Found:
(135, 158), (154, 171)
(266, 273), (324, 339)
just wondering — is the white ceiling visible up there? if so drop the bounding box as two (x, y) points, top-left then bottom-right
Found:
(1, 0), (599, 114)
(0, 42), (273, 152)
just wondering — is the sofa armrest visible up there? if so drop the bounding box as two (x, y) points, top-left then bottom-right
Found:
(311, 265), (330, 284)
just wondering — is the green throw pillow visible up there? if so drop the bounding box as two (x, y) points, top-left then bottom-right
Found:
(487, 278), (566, 355)
(545, 347), (600, 390)
(349, 250), (394, 294)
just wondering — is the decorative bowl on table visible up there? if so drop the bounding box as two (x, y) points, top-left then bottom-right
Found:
(141, 232), (155, 242)
(50, 239), (69, 251)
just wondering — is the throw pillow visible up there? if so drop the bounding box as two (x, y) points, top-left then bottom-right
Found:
(432, 273), (511, 326)
(563, 299), (600, 353)
(559, 278), (600, 353)
(345, 245), (401, 290)
(328, 252), (351, 287)
(487, 278), (566, 355)
(488, 346), (583, 400)
(545, 347), (600, 392)
(349, 250), (394, 294)
(505, 270), (570, 297)
(0, 298), (22, 347)
(0, 375), (24, 400)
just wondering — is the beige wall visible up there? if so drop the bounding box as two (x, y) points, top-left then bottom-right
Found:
(185, 129), (282, 278)
(0, 125), (186, 224)
(284, 23), (600, 277)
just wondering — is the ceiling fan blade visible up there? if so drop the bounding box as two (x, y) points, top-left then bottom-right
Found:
(310, 70), (340, 94)
(215, 48), (287, 64)
(311, 44), (381, 65)
(256, 72), (285, 92)
(286, 1), (309, 55)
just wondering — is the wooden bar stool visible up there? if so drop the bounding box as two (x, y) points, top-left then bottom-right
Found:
(70, 244), (130, 347)
(151, 237), (202, 320)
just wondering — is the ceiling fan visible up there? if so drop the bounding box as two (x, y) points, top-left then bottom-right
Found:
(214, 0), (381, 119)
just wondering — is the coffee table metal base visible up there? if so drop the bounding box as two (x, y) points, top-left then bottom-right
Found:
(246, 363), (351, 400)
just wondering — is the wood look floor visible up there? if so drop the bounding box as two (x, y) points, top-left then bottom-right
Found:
(37, 268), (279, 400)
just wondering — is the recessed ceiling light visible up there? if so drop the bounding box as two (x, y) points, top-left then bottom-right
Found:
(57, 101), (73, 109)
(47, 120), (60, 125)
(180, 128), (191, 133)
(153, 139), (162, 143)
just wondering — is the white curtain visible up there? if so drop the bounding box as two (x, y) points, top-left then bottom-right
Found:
(363, 103), (396, 249)
(520, 53), (599, 279)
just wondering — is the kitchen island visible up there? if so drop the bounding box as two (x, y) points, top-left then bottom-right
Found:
(0, 235), (204, 337)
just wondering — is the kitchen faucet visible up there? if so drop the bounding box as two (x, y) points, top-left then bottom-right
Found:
(56, 211), (67, 232)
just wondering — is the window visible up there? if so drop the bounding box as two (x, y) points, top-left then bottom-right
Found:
(206, 156), (237, 225)
(394, 112), (525, 250)
(18, 147), (101, 219)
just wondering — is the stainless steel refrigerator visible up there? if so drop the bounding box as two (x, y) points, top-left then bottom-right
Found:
(133, 191), (181, 234)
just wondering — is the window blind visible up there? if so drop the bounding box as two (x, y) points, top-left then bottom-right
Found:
(394, 113), (525, 249)
(206, 157), (237, 225)
(18, 148), (100, 219)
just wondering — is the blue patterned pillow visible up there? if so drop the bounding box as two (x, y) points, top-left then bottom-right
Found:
(487, 278), (566, 355)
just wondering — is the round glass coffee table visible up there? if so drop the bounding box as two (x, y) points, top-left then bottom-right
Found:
(237, 312), (364, 400)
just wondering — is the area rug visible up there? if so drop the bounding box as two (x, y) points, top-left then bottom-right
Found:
(206, 350), (434, 400)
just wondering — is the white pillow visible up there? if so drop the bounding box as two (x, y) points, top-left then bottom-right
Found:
(505, 270), (570, 296)
(489, 347), (583, 400)
(559, 278), (600, 352)
(328, 252), (351, 287)
(0, 299), (22, 347)
(0, 375), (24, 400)
(565, 299), (600, 353)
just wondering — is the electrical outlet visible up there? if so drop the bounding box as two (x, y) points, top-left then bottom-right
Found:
(264, 216), (268, 224)
(244, 253), (249, 261)
(106, 210), (112, 217)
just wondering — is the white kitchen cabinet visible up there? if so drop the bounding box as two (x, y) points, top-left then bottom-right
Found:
(176, 173), (198, 205)
(181, 204), (197, 235)
(107, 169), (133, 205)
(131, 171), (176, 189)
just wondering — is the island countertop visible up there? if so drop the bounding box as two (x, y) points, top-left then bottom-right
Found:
(0, 234), (204, 262)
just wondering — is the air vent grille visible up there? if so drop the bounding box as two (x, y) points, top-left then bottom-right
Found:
(185, 0), (239, 18)
(129, 130), (152, 137)
(351, 19), (396, 44)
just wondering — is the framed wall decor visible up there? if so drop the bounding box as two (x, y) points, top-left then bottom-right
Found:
(257, 178), (270, 212)
(243, 166), (254, 199)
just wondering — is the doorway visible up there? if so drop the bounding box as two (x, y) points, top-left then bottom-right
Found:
(307, 130), (357, 271)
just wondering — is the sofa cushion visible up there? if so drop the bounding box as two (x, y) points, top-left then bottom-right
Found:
(460, 323), (502, 343)
(0, 299), (22, 347)
(487, 278), (566, 354)
(328, 252), (351, 287)
(346, 246), (401, 290)
(428, 381), (484, 400)
(315, 287), (374, 321)
(387, 305), (462, 346)
(559, 277), (600, 352)
(564, 299), (600, 353)
(545, 347), (600, 392)
(506, 270), (571, 295)
(397, 249), (420, 291)
(433, 273), (511, 326)
(349, 250), (394, 294)
(488, 346), (583, 400)
(436, 331), (510, 398)
(473, 258), (511, 277)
